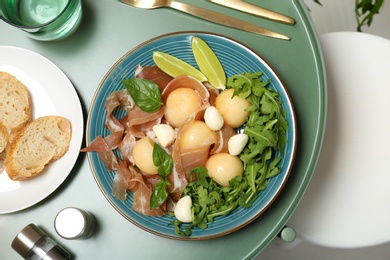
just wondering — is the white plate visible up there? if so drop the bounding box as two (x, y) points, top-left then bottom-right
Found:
(288, 32), (390, 248)
(0, 46), (83, 214)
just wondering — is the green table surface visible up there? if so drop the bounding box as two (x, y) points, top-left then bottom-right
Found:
(0, 0), (326, 259)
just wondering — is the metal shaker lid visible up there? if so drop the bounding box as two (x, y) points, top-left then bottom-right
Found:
(54, 207), (96, 239)
(11, 223), (46, 258)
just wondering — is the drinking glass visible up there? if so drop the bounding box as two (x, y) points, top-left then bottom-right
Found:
(0, 0), (82, 41)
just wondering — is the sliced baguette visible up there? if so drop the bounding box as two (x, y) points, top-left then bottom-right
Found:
(0, 71), (31, 134)
(5, 116), (72, 181)
(0, 121), (8, 153)
(0, 121), (8, 173)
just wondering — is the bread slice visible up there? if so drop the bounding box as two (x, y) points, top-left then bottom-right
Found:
(0, 121), (8, 154)
(0, 121), (8, 173)
(5, 116), (72, 181)
(0, 71), (31, 134)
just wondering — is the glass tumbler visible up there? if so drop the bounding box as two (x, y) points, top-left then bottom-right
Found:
(0, 0), (82, 41)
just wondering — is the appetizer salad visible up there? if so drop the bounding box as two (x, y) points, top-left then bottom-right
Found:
(83, 36), (288, 237)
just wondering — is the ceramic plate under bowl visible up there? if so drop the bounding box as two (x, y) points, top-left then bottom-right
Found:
(86, 32), (297, 240)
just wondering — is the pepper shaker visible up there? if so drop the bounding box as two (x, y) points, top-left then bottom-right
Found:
(11, 223), (71, 260)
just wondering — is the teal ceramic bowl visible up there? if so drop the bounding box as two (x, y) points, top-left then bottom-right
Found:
(86, 31), (297, 240)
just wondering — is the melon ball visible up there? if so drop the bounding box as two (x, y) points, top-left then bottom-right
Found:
(132, 137), (158, 175)
(165, 88), (200, 128)
(179, 120), (217, 149)
(215, 88), (251, 128)
(205, 153), (244, 187)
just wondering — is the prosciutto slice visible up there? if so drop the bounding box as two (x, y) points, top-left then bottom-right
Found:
(112, 160), (166, 216)
(130, 173), (166, 217)
(135, 65), (173, 92)
(82, 66), (231, 218)
(180, 145), (211, 179)
(162, 75), (209, 106)
(205, 83), (219, 106)
(118, 132), (136, 165)
(211, 124), (237, 154)
(162, 76), (217, 199)
(128, 106), (161, 127)
(112, 159), (133, 201)
(81, 135), (118, 172)
(105, 89), (133, 133)
(167, 140), (188, 201)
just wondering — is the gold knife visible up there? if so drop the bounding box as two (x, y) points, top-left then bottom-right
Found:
(121, 0), (290, 40)
(209, 0), (296, 25)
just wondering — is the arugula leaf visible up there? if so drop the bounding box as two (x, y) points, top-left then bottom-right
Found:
(122, 78), (163, 112)
(190, 166), (209, 187)
(171, 220), (192, 237)
(173, 72), (289, 237)
(246, 162), (262, 192)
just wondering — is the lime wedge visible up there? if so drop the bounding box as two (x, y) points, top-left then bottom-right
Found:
(152, 51), (207, 82)
(191, 36), (226, 90)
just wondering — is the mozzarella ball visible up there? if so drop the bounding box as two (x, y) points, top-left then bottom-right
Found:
(204, 106), (224, 131)
(215, 88), (251, 128)
(174, 195), (192, 223)
(152, 124), (176, 147)
(228, 134), (249, 156)
(164, 88), (200, 128)
(132, 137), (158, 175)
(205, 153), (244, 187)
(179, 120), (217, 149)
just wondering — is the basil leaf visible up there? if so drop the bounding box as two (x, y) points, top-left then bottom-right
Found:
(122, 78), (163, 112)
(149, 143), (173, 209)
(150, 181), (169, 210)
(153, 143), (173, 178)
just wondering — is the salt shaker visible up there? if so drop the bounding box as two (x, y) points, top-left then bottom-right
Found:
(54, 207), (96, 240)
(11, 223), (71, 260)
